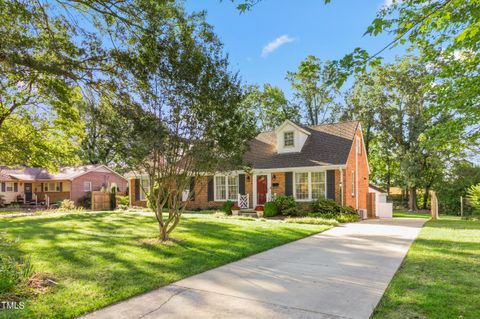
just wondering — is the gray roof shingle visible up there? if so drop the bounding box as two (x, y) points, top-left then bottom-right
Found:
(243, 121), (359, 169)
(0, 164), (111, 181)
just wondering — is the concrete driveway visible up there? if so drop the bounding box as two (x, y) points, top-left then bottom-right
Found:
(82, 218), (426, 319)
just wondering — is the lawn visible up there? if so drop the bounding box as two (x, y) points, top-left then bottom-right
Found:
(0, 211), (330, 319)
(373, 216), (480, 319)
(393, 211), (432, 219)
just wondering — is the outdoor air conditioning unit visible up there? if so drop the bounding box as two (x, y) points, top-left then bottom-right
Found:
(358, 209), (367, 220)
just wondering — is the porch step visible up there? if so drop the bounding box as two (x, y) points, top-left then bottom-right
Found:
(238, 210), (257, 217)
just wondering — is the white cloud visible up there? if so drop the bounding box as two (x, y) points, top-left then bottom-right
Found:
(383, 0), (393, 7)
(261, 35), (295, 58)
(380, 0), (401, 9)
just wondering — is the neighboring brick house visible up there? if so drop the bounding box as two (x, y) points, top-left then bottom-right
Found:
(0, 165), (127, 206)
(128, 120), (370, 215)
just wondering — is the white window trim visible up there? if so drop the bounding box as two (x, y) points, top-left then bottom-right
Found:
(214, 174), (239, 202)
(84, 181), (92, 192)
(293, 171), (327, 202)
(140, 177), (150, 201)
(283, 131), (295, 148)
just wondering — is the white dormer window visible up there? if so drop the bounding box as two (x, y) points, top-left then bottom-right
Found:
(284, 131), (294, 147)
(275, 120), (311, 154)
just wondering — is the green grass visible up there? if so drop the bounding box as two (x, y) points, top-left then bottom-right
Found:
(393, 211), (432, 219)
(373, 216), (480, 319)
(0, 211), (330, 319)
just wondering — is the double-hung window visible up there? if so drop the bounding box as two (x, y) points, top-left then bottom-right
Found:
(84, 181), (92, 192)
(294, 173), (309, 200)
(215, 175), (238, 201)
(284, 131), (294, 147)
(294, 172), (327, 201)
(311, 172), (326, 199)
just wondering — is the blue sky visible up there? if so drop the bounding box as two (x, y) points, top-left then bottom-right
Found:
(185, 0), (407, 98)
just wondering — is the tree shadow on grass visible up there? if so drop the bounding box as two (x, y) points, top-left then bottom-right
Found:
(0, 213), (322, 319)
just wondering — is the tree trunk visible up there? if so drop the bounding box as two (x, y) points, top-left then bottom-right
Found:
(159, 224), (169, 241)
(422, 187), (429, 210)
(409, 186), (419, 211)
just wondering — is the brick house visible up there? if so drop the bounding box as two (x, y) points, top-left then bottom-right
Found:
(0, 165), (127, 206)
(128, 120), (370, 215)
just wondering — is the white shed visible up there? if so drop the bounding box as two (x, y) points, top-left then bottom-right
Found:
(368, 184), (393, 218)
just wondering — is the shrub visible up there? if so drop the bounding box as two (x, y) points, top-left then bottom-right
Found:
(263, 202), (278, 217)
(336, 214), (361, 223)
(110, 187), (117, 210)
(467, 183), (480, 215)
(311, 199), (341, 215)
(284, 217), (339, 226)
(222, 200), (234, 215)
(59, 199), (76, 211)
(0, 195), (5, 208)
(311, 199), (358, 215)
(307, 212), (360, 223)
(117, 196), (129, 206)
(78, 192), (92, 209)
(273, 195), (299, 216)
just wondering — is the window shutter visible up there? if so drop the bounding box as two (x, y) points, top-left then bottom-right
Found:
(134, 179), (140, 201)
(326, 170), (336, 200)
(285, 172), (293, 196)
(190, 177), (195, 201)
(59, 182), (63, 192)
(207, 176), (214, 201)
(13, 183), (18, 192)
(1, 182), (5, 192)
(41, 182), (44, 192)
(238, 174), (246, 195)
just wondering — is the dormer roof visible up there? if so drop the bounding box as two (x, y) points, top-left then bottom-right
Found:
(243, 121), (360, 169)
(274, 120), (311, 136)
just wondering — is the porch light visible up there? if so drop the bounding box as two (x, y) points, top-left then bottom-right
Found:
(273, 174), (277, 181)
(246, 175), (250, 182)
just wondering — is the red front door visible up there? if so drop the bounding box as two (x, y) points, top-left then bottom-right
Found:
(257, 175), (268, 205)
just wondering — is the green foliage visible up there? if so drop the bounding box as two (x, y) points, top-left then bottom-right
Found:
(309, 199), (359, 222)
(273, 195), (299, 216)
(222, 200), (234, 215)
(243, 84), (300, 130)
(110, 186), (117, 211)
(263, 202), (278, 217)
(466, 184), (480, 216)
(0, 232), (33, 295)
(286, 55), (340, 125)
(311, 198), (356, 215)
(436, 161), (480, 215)
(284, 217), (339, 226)
(117, 196), (129, 206)
(78, 192), (92, 210)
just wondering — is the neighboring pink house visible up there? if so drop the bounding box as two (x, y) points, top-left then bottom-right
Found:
(0, 165), (127, 206)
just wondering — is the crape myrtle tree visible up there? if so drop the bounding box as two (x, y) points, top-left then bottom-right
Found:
(116, 4), (257, 241)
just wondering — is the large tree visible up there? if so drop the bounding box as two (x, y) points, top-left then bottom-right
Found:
(344, 56), (462, 210)
(243, 84), (300, 130)
(286, 56), (339, 125)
